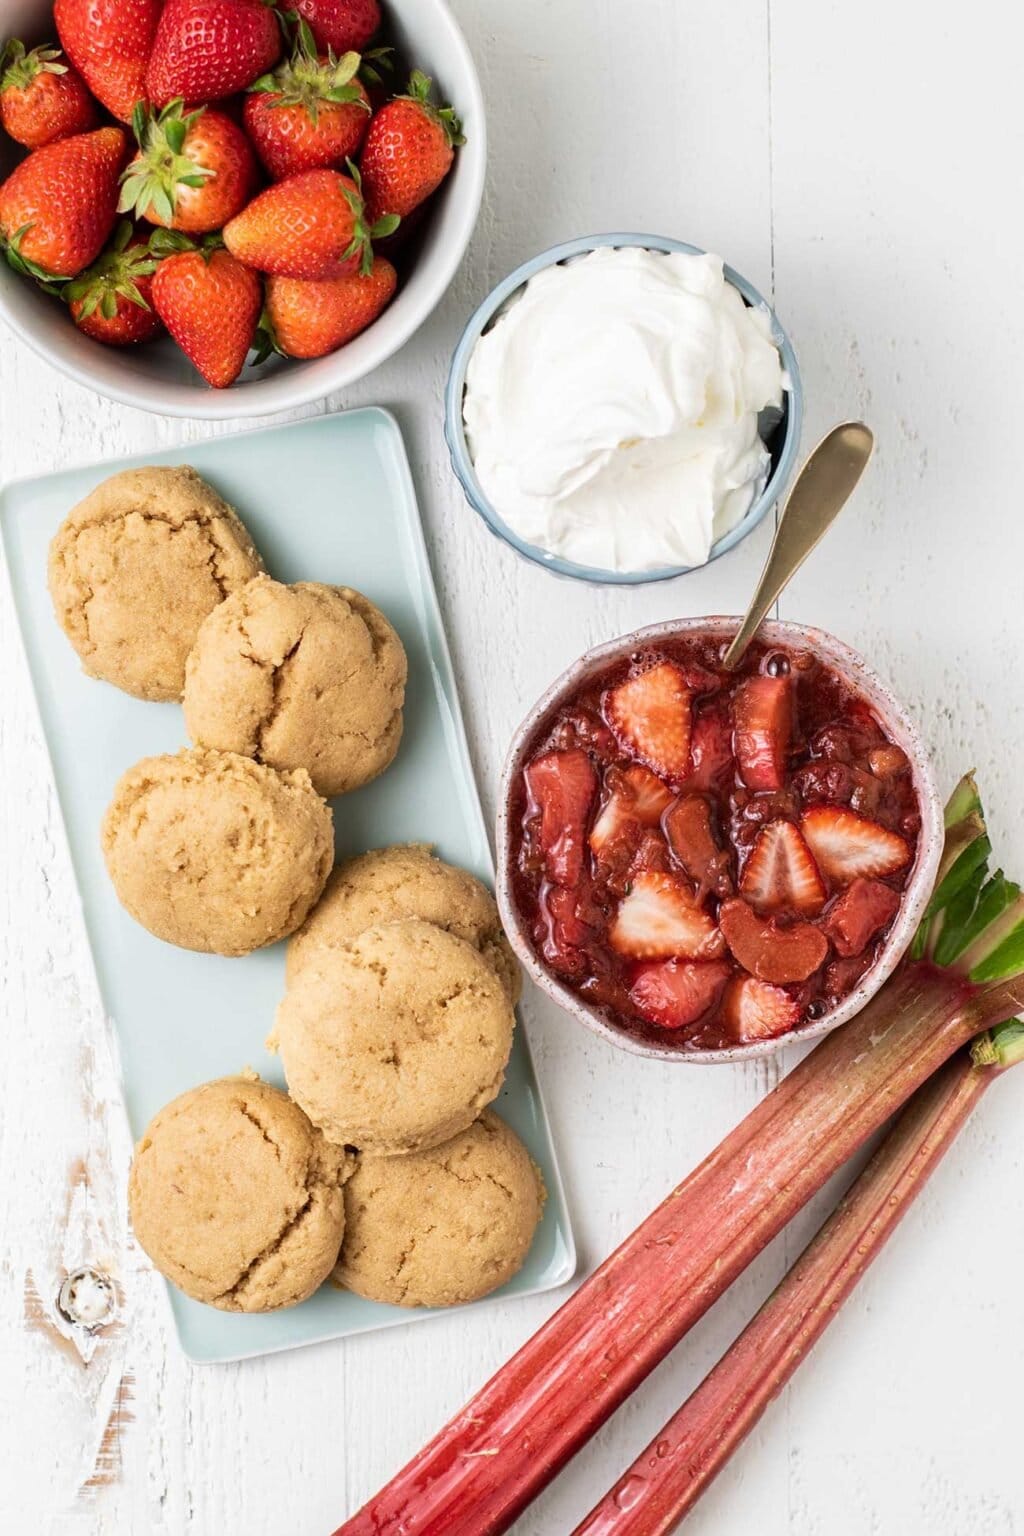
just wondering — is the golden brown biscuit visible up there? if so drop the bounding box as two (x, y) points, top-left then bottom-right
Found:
(102, 749), (333, 956)
(129, 1075), (351, 1313)
(182, 575), (407, 798)
(274, 920), (515, 1155)
(285, 844), (521, 1003)
(334, 1112), (546, 1308)
(48, 465), (264, 701)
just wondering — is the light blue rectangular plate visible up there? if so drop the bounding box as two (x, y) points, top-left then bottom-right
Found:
(0, 407), (576, 1363)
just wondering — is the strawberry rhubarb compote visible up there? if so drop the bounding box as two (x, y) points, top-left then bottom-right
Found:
(510, 637), (921, 1050)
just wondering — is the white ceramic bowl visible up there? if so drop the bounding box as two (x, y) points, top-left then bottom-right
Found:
(0, 0), (486, 418)
(496, 617), (944, 1064)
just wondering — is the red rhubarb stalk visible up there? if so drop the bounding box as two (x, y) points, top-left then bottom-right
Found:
(573, 1020), (1024, 1535)
(332, 778), (1024, 1536)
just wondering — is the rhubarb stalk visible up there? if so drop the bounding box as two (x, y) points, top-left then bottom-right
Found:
(332, 777), (1024, 1536)
(573, 1019), (1024, 1535)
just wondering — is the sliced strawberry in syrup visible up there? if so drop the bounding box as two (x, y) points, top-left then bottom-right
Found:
(801, 805), (911, 885)
(733, 674), (791, 792)
(523, 748), (597, 887)
(721, 975), (801, 1042)
(590, 764), (673, 859)
(629, 958), (732, 1031)
(740, 819), (826, 916)
(605, 662), (693, 782)
(610, 870), (724, 961)
(719, 897), (829, 985)
(824, 877), (901, 957)
(664, 794), (734, 898)
(685, 704), (734, 792)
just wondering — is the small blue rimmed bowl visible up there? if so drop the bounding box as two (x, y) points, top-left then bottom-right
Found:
(444, 233), (803, 586)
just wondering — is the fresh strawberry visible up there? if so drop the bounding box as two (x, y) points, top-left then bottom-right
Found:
(294, 0), (381, 53)
(146, 0), (283, 108)
(685, 704), (734, 792)
(65, 220), (162, 345)
(824, 877), (901, 958)
(151, 240), (262, 387)
(664, 795), (734, 899)
(720, 976), (800, 1042)
(54, 0), (161, 123)
(605, 662), (693, 782)
(120, 100), (258, 234)
(223, 166), (391, 278)
(261, 254), (396, 358)
(801, 806), (911, 885)
(719, 897), (828, 985)
(0, 40), (96, 150)
(523, 749), (596, 888)
(610, 871), (724, 962)
(629, 958), (731, 1032)
(589, 764), (673, 859)
(244, 41), (371, 179)
(360, 69), (464, 223)
(732, 674), (791, 791)
(739, 818), (826, 916)
(0, 126), (126, 280)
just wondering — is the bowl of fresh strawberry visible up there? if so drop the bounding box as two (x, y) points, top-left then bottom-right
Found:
(0, 0), (484, 416)
(497, 618), (944, 1061)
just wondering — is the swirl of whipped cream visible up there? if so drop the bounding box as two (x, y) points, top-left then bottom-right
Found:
(463, 247), (787, 573)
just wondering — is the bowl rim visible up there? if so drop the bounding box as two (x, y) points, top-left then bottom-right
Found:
(495, 616), (944, 1064)
(444, 232), (804, 586)
(0, 0), (487, 420)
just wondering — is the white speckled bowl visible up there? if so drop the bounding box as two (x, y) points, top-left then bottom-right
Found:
(0, 0), (485, 419)
(496, 618), (944, 1063)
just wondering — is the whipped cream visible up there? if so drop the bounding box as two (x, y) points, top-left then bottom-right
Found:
(462, 247), (787, 573)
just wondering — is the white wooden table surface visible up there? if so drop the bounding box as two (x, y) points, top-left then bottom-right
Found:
(3, 1), (1023, 1531)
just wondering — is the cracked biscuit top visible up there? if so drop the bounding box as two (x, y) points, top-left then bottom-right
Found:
(274, 919), (516, 1156)
(48, 465), (264, 702)
(334, 1111), (546, 1308)
(129, 1074), (352, 1313)
(286, 843), (522, 1005)
(183, 574), (408, 799)
(102, 748), (333, 956)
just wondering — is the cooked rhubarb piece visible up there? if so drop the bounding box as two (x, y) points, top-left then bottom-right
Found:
(824, 950), (873, 996)
(869, 744), (909, 778)
(604, 662), (692, 781)
(610, 871), (724, 961)
(721, 975), (801, 1042)
(524, 749), (596, 886)
(733, 674), (790, 791)
(825, 876), (901, 956)
(685, 703), (734, 791)
(589, 764), (673, 859)
(802, 804), (911, 884)
(719, 897), (828, 984)
(537, 884), (592, 975)
(629, 958), (731, 1030)
(664, 794), (734, 898)
(739, 818), (826, 916)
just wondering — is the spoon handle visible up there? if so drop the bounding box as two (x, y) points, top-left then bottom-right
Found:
(722, 421), (874, 670)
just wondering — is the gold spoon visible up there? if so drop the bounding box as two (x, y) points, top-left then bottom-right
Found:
(722, 420), (875, 670)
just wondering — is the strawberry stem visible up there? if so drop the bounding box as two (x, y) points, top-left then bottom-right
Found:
(572, 1044), (1004, 1535)
(0, 39), (68, 91)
